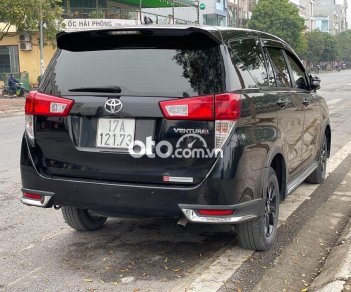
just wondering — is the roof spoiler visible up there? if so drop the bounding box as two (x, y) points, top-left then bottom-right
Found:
(56, 27), (223, 51)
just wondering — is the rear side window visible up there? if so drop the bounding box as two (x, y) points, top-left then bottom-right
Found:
(285, 52), (309, 90)
(41, 47), (223, 97)
(266, 47), (292, 88)
(229, 39), (269, 88)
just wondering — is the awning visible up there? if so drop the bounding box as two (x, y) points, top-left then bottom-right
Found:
(112, 0), (196, 8)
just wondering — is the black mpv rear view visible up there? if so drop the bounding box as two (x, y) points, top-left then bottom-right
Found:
(20, 26), (330, 251)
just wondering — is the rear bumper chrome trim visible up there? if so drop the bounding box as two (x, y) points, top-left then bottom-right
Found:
(179, 198), (264, 224)
(20, 188), (54, 208)
(21, 195), (53, 207)
(181, 208), (258, 223)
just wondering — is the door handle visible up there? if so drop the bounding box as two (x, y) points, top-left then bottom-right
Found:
(302, 99), (310, 106)
(276, 99), (288, 108)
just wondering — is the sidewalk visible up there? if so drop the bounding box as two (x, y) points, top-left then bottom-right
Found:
(0, 97), (25, 116)
(310, 171), (351, 292)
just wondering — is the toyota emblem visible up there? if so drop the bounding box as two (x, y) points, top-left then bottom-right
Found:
(104, 99), (123, 113)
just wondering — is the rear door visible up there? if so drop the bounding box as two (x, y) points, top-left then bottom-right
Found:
(284, 50), (321, 169)
(35, 28), (224, 185)
(264, 46), (305, 179)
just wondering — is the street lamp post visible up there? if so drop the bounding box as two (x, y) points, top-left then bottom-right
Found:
(39, 3), (44, 77)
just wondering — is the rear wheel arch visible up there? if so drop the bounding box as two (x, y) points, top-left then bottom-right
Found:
(265, 149), (287, 201)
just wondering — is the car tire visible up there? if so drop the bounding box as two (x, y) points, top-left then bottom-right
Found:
(306, 134), (328, 184)
(61, 206), (107, 231)
(238, 167), (280, 251)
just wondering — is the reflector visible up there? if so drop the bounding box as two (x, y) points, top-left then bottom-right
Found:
(198, 209), (234, 216)
(23, 193), (42, 200)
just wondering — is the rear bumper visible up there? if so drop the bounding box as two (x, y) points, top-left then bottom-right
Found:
(20, 136), (264, 221)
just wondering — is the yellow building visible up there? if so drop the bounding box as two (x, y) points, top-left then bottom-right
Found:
(0, 25), (56, 87)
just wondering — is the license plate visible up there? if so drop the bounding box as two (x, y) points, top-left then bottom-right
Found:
(96, 118), (135, 149)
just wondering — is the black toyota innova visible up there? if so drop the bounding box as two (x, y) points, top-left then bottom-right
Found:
(20, 26), (331, 251)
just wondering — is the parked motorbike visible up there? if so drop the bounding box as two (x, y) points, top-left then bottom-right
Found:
(3, 83), (29, 97)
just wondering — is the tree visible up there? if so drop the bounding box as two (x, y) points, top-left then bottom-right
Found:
(304, 31), (326, 65)
(248, 0), (306, 54)
(304, 31), (340, 65)
(0, 0), (64, 43)
(337, 30), (351, 63)
(322, 33), (340, 62)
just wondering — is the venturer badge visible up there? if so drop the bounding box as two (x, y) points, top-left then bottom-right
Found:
(163, 176), (194, 183)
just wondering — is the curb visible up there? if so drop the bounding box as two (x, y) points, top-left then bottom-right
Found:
(310, 219), (351, 291)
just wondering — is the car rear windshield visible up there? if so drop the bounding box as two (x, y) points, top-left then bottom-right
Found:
(41, 46), (224, 97)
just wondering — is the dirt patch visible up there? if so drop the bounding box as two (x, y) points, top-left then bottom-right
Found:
(0, 97), (25, 115)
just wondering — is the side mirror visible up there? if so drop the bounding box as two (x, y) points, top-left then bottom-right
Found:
(310, 75), (321, 91)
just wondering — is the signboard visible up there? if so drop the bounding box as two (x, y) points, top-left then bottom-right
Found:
(63, 19), (139, 31)
(199, 3), (206, 10)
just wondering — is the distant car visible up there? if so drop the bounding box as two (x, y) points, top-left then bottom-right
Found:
(342, 63), (347, 70)
(20, 26), (331, 251)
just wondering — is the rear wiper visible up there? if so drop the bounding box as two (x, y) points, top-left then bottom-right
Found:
(68, 86), (121, 93)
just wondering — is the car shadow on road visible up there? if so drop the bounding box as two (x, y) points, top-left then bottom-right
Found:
(57, 217), (237, 283)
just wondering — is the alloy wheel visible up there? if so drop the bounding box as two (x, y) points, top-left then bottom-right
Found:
(264, 182), (278, 237)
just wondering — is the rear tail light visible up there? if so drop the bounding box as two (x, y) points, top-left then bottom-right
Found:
(215, 121), (236, 149)
(159, 93), (240, 149)
(215, 93), (240, 120)
(25, 91), (74, 116)
(159, 95), (214, 120)
(214, 93), (240, 149)
(25, 91), (74, 144)
(198, 209), (234, 216)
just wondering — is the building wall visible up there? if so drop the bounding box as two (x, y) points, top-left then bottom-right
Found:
(300, 0), (315, 32)
(1, 33), (56, 85)
(227, 0), (257, 27)
(335, 0), (348, 33)
(143, 0), (228, 26)
(313, 0), (337, 34)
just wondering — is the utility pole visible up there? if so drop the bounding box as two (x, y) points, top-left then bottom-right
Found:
(39, 2), (44, 77)
(196, 0), (200, 24)
(237, 0), (240, 27)
(172, 0), (175, 24)
(139, 0), (143, 23)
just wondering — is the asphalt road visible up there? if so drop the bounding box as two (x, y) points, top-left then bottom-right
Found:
(1, 70), (351, 292)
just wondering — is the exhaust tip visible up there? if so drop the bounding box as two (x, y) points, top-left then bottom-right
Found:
(177, 217), (188, 227)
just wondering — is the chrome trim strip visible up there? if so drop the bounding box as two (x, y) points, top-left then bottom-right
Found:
(287, 161), (318, 194)
(181, 208), (258, 224)
(20, 195), (52, 207)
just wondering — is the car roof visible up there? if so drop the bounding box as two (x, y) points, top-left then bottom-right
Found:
(57, 25), (296, 56)
(59, 24), (289, 46)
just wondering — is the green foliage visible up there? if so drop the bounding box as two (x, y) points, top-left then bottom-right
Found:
(337, 30), (351, 63)
(322, 33), (340, 62)
(89, 10), (105, 19)
(304, 31), (326, 64)
(304, 31), (340, 64)
(295, 34), (308, 56)
(0, 0), (64, 44)
(248, 0), (306, 53)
